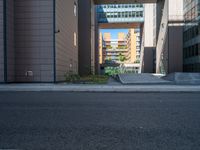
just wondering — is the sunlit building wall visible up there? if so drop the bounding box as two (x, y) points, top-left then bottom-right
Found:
(126, 29), (137, 63)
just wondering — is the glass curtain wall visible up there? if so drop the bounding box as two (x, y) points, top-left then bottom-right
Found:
(183, 0), (200, 72)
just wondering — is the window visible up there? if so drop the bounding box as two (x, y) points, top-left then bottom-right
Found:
(74, 32), (77, 46)
(125, 12), (128, 18)
(136, 12), (139, 17)
(74, 2), (77, 16)
(132, 12), (136, 17)
(118, 12), (121, 18)
(140, 11), (143, 17)
(114, 12), (117, 18)
(129, 12), (132, 17)
(122, 12), (125, 18)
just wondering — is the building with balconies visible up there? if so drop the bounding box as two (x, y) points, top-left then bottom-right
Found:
(103, 32), (128, 64)
(126, 28), (141, 64)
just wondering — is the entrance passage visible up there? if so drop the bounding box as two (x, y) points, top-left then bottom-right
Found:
(97, 4), (144, 76)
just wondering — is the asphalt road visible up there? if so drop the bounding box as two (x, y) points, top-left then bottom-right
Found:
(0, 92), (200, 150)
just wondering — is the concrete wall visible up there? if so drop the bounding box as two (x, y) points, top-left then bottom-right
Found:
(144, 4), (155, 47)
(14, 0), (54, 82)
(168, 0), (183, 21)
(0, 0), (4, 82)
(142, 4), (156, 73)
(156, 0), (165, 42)
(155, 0), (183, 74)
(78, 0), (91, 76)
(56, 0), (78, 81)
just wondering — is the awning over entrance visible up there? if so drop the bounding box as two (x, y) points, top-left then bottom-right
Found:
(93, 0), (157, 4)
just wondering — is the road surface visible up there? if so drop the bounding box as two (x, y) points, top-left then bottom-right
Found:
(0, 92), (200, 150)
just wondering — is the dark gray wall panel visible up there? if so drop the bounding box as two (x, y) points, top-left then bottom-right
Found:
(168, 26), (183, 73)
(6, 0), (15, 82)
(78, 0), (91, 76)
(0, 0), (4, 82)
(14, 0), (54, 82)
(143, 47), (155, 73)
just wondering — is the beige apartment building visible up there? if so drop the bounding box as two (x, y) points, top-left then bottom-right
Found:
(99, 32), (103, 64)
(100, 32), (127, 64)
(99, 31), (140, 64)
(126, 29), (137, 64)
(118, 33), (126, 42)
(104, 33), (111, 42)
(99, 32), (106, 64)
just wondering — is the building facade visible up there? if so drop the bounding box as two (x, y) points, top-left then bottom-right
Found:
(100, 31), (140, 65)
(183, 0), (200, 72)
(126, 28), (141, 64)
(140, 3), (156, 73)
(0, 0), (78, 83)
(0, 0), (195, 83)
(102, 32), (128, 64)
(99, 32), (106, 64)
(140, 0), (184, 74)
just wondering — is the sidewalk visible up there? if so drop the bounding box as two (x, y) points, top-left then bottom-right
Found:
(0, 83), (200, 93)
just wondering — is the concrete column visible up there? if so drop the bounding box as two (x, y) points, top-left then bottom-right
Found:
(78, 0), (92, 76)
(156, 0), (184, 74)
(168, 0), (183, 73)
(91, 0), (95, 75)
(0, 0), (4, 82)
(156, 0), (168, 74)
(141, 3), (156, 73)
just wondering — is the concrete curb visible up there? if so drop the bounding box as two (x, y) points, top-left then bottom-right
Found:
(0, 84), (200, 93)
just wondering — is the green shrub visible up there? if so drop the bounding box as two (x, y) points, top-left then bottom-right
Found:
(65, 74), (80, 83)
(105, 67), (121, 76)
(80, 75), (109, 84)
